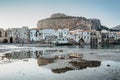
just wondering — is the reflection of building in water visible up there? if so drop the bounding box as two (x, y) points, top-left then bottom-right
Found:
(30, 50), (43, 58)
(3, 49), (65, 60)
(4, 50), (43, 59)
(37, 54), (101, 74)
(5, 51), (31, 59)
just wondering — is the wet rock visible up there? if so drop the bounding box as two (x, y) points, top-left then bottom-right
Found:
(52, 67), (74, 74)
(69, 53), (83, 58)
(45, 49), (57, 52)
(59, 49), (63, 52)
(23, 59), (29, 61)
(37, 57), (55, 66)
(69, 60), (101, 69)
(90, 53), (95, 54)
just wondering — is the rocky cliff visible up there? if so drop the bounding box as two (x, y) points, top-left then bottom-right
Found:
(37, 13), (106, 30)
(111, 25), (120, 31)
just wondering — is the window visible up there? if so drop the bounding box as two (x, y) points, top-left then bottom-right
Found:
(64, 32), (66, 34)
(84, 36), (86, 39)
(39, 33), (42, 35)
(0, 31), (1, 37)
(36, 32), (37, 37)
(87, 36), (89, 39)
(5, 32), (7, 37)
(87, 32), (89, 35)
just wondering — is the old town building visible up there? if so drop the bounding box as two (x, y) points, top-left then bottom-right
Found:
(70, 29), (91, 44)
(0, 28), (8, 43)
(90, 30), (102, 45)
(30, 29), (57, 43)
(7, 26), (29, 43)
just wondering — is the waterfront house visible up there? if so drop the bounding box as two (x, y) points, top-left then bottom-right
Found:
(70, 29), (91, 45)
(107, 31), (120, 44)
(30, 28), (42, 42)
(56, 28), (70, 44)
(90, 30), (102, 45)
(101, 30), (120, 44)
(41, 29), (57, 43)
(56, 28), (70, 39)
(0, 28), (8, 43)
(101, 30), (109, 44)
(30, 28), (57, 44)
(7, 26), (29, 43)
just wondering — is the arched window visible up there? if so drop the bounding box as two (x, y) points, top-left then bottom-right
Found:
(10, 37), (13, 43)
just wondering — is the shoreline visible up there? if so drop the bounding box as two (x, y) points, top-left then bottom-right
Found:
(0, 43), (120, 49)
(0, 43), (55, 47)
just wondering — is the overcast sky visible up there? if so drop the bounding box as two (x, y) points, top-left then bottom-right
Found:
(0, 0), (120, 29)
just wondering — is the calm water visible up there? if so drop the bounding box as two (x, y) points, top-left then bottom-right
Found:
(0, 44), (120, 80)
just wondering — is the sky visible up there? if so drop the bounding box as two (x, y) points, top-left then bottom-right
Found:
(0, 0), (120, 29)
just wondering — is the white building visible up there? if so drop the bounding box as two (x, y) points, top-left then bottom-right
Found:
(108, 31), (119, 40)
(30, 29), (57, 43)
(55, 28), (70, 44)
(70, 29), (91, 44)
(30, 28), (42, 42)
(101, 30), (120, 40)
(42, 29), (56, 39)
(56, 28), (70, 39)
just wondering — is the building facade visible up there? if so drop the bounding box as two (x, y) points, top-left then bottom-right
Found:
(90, 30), (102, 45)
(7, 27), (29, 43)
(70, 29), (91, 44)
(55, 28), (70, 44)
(0, 28), (8, 43)
(30, 29), (42, 42)
(30, 29), (57, 43)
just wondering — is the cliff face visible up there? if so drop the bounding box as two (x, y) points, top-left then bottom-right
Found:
(37, 13), (102, 30)
(111, 25), (120, 31)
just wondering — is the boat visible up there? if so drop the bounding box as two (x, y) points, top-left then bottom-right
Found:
(55, 38), (72, 45)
